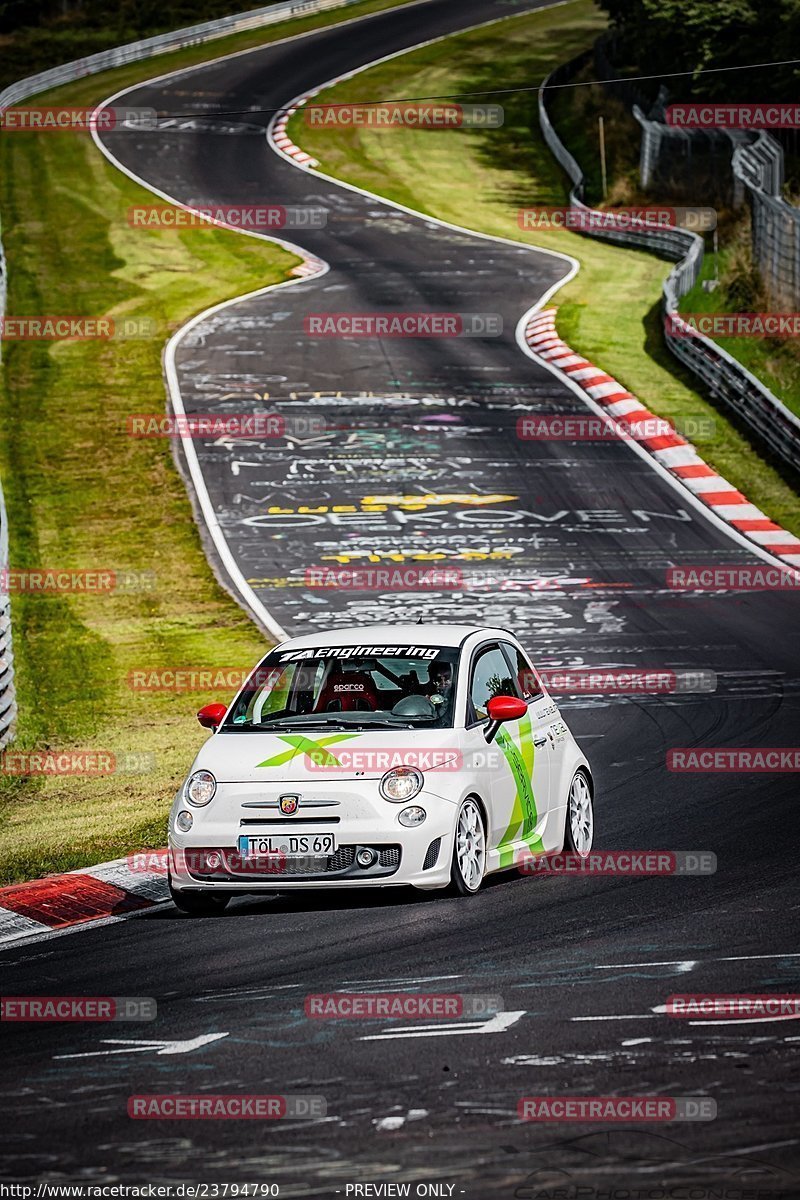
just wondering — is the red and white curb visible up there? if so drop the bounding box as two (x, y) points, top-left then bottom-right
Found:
(0, 851), (170, 947)
(525, 309), (800, 569)
(291, 253), (326, 278)
(270, 75), (800, 571)
(272, 90), (320, 170)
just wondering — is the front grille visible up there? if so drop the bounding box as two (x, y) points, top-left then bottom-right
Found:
(239, 817), (340, 826)
(423, 838), (441, 870)
(185, 844), (401, 883)
(271, 850), (353, 876)
(329, 846), (357, 872)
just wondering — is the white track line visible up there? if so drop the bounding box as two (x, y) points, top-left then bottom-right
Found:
(92, 0), (793, 650)
(269, 21), (798, 572)
(596, 953), (800, 968)
(89, 3), (577, 640)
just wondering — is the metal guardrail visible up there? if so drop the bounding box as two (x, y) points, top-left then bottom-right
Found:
(538, 60), (800, 473)
(0, 229), (15, 749)
(0, 0), (368, 108)
(0, 0), (382, 750)
(0, 482), (16, 750)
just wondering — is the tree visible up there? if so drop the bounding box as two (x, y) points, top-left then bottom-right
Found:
(596, 0), (800, 101)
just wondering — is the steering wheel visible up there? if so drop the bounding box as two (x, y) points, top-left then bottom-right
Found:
(392, 694), (436, 718)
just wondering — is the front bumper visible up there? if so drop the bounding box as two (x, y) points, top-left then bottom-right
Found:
(168, 782), (456, 891)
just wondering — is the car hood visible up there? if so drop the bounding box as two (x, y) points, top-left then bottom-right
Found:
(192, 729), (463, 783)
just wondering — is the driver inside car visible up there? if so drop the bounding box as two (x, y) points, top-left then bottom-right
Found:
(426, 662), (453, 710)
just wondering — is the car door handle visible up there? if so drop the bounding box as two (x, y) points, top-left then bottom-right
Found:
(533, 735), (548, 747)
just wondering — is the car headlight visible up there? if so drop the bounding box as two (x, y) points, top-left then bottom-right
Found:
(185, 770), (217, 807)
(379, 766), (423, 803)
(175, 810), (193, 832)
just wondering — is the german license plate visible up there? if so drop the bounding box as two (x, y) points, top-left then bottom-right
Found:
(238, 833), (336, 858)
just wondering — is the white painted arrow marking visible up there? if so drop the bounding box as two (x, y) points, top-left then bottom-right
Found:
(211, 437), (261, 449)
(54, 1032), (229, 1059)
(359, 1010), (525, 1041)
(571, 1013), (659, 1022)
(374, 1108), (429, 1130)
(685, 1013), (800, 1026)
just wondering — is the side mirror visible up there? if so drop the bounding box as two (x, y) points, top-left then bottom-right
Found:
(484, 694), (527, 743)
(197, 702), (227, 730)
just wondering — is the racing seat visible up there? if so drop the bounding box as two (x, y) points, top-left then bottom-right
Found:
(314, 669), (379, 712)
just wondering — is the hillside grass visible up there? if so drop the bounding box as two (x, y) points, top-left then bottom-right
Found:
(0, 0), (416, 884)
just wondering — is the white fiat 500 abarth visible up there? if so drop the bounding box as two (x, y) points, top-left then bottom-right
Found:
(167, 624), (594, 914)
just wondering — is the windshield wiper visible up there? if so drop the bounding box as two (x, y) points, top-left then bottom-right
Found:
(223, 717), (412, 732)
(223, 720), (315, 732)
(293, 718), (419, 731)
(224, 704), (456, 731)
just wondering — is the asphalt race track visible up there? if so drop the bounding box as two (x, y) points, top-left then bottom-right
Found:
(3, 1), (800, 1193)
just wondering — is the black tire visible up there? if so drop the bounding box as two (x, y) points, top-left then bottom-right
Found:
(169, 875), (230, 916)
(563, 769), (594, 856)
(447, 797), (487, 896)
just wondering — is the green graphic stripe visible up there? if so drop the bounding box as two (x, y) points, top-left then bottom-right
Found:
(496, 711), (544, 867)
(256, 733), (361, 769)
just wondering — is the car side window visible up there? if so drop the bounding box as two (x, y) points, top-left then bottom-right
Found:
(469, 644), (520, 723)
(500, 643), (543, 702)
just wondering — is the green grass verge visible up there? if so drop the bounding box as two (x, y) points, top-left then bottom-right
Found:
(289, 0), (800, 535)
(0, 0), (417, 886)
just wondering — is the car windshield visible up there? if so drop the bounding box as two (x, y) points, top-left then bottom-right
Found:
(223, 644), (460, 731)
